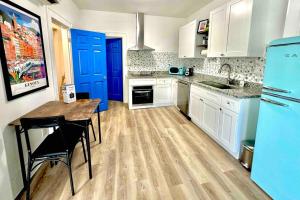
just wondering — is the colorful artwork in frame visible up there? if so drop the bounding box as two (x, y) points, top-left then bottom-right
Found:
(197, 19), (209, 34)
(0, 0), (48, 101)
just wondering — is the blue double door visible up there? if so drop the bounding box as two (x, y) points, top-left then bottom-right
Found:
(71, 29), (123, 111)
(71, 29), (108, 111)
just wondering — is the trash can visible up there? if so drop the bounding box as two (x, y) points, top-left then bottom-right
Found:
(240, 140), (255, 171)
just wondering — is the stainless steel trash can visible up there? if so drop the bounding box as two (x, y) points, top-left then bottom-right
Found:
(240, 140), (255, 171)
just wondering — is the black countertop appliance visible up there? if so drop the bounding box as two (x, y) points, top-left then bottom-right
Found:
(185, 66), (194, 76)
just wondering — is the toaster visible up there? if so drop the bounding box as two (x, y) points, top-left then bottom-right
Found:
(169, 66), (186, 75)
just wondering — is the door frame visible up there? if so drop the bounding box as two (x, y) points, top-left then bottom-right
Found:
(46, 8), (74, 100)
(105, 33), (128, 103)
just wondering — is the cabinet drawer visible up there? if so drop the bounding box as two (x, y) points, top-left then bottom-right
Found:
(221, 96), (240, 113)
(191, 84), (222, 105)
(191, 85), (201, 95)
(200, 89), (222, 105)
(129, 79), (156, 86)
(157, 78), (172, 85)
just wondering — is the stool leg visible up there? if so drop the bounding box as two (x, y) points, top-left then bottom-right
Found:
(67, 155), (75, 195)
(81, 137), (87, 162)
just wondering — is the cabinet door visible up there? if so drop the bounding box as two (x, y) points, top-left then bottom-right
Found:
(284, 0), (300, 37)
(179, 21), (196, 58)
(208, 5), (228, 57)
(155, 84), (172, 105)
(189, 93), (204, 126)
(219, 108), (238, 152)
(179, 26), (187, 58)
(172, 80), (178, 106)
(202, 100), (221, 139)
(225, 0), (252, 57)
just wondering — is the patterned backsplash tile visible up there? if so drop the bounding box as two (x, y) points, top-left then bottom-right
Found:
(127, 51), (265, 84)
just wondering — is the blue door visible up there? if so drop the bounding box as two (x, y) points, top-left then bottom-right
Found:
(71, 29), (108, 111)
(106, 38), (123, 101)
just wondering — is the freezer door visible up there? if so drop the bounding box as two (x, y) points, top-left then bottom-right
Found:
(263, 42), (300, 99)
(251, 94), (300, 200)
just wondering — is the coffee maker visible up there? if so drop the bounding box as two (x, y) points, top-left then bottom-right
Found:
(185, 66), (194, 76)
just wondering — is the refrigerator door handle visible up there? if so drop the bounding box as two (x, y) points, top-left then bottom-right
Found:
(263, 86), (291, 93)
(261, 97), (289, 107)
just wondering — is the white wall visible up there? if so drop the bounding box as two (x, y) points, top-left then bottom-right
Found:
(0, 0), (79, 199)
(77, 10), (185, 52)
(186, 0), (231, 22)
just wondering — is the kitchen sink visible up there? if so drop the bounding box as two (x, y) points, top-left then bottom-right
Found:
(199, 81), (237, 89)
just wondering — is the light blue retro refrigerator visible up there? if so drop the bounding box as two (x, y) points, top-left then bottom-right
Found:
(251, 37), (300, 200)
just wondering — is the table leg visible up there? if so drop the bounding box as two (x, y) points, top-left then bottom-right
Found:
(85, 121), (92, 179)
(15, 125), (26, 187)
(97, 105), (102, 144)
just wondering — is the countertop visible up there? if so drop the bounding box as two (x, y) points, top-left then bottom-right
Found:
(127, 72), (262, 99)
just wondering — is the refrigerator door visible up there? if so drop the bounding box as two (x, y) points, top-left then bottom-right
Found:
(251, 94), (300, 200)
(263, 37), (300, 99)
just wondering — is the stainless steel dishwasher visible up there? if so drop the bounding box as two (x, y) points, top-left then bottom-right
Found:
(177, 80), (190, 116)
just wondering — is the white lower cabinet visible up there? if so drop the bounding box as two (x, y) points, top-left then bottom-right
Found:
(129, 78), (177, 109)
(202, 100), (220, 140)
(218, 108), (238, 153)
(155, 78), (172, 106)
(155, 84), (172, 106)
(189, 93), (204, 127)
(189, 84), (260, 159)
(171, 79), (178, 106)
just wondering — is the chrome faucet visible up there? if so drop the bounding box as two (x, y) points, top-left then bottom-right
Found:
(218, 64), (232, 85)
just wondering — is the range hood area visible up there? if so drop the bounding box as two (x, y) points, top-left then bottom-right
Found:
(128, 12), (155, 51)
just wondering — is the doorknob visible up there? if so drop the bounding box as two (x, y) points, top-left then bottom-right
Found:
(104, 76), (107, 80)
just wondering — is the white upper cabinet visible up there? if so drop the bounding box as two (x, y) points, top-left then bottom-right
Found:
(208, 0), (288, 57)
(208, 5), (227, 57)
(178, 20), (201, 58)
(284, 0), (300, 37)
(225, 0), (252, 57)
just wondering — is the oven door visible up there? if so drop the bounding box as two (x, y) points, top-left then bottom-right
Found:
(132, 86), (153, 105)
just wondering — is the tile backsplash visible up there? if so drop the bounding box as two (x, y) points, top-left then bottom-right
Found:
(127, 51), (265, 84)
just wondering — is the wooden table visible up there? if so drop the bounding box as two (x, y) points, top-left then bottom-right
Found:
(9, 99), (101, 188)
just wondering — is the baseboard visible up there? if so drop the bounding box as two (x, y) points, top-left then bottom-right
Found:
(15, 162), (49, 200)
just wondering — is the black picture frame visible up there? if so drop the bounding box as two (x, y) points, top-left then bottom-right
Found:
(197, 19), (209, 34)
(0, 0), (49, 101)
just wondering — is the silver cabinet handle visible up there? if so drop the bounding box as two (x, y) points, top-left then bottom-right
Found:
(263, 86), (290, 93)
(261, 97), (288, 107)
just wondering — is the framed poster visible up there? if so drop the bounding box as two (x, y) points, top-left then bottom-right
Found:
(197, 19), (209, 34)
(0, 0), (48, 101)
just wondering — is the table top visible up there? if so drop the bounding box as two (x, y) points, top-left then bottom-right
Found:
(9, 99), (101, 126)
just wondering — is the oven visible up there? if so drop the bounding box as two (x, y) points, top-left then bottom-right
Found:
(132, 86), (153, 105)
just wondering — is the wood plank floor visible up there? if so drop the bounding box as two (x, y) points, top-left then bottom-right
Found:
(28, 101), (270, 200)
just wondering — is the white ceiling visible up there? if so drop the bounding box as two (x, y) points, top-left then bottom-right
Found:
(72, 0), (212, 18)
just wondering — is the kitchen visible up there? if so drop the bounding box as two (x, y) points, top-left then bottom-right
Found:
(0, 0), (299, 200)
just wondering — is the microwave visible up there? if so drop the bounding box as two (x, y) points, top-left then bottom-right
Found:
(169, 66), (186, 75)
